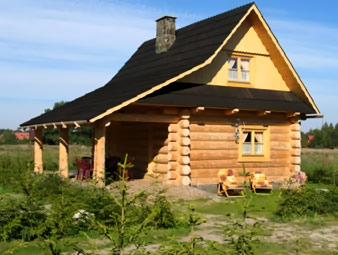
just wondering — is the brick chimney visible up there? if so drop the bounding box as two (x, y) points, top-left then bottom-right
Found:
(155, 16), (176, 54)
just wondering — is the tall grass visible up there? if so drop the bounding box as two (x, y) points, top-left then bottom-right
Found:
(0, 144), (91, 172)
(302, 149), (338, 185)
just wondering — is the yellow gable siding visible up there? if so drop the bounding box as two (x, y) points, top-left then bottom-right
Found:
(179, 20), (289, 92)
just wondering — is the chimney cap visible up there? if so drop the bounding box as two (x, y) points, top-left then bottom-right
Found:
(156, 16), (177, 22)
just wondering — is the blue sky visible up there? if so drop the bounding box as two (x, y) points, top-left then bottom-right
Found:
(1, 0), (337, 131)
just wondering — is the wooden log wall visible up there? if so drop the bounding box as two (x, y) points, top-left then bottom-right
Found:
(105, 122), (169, 179)
(167, 110), (191, 186)
(290, 122), (301, 173)
(189, 116), (292, 185)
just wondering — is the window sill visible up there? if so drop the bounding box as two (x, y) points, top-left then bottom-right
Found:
(238, 155), (270, 162)
(228, 81), (253, 88)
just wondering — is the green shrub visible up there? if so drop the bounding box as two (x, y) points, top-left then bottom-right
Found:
(152, 195), (176, 229)
(276, 186), (338, 219)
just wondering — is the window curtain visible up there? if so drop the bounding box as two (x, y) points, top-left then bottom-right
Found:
(228, 58), (237, 69)
(241, 59), (250, 71)
(242, 132), (251, 155)
(254, 132), (263, 154)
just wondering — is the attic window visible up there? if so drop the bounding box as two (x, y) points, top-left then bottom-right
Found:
(228, 57), (250, 82)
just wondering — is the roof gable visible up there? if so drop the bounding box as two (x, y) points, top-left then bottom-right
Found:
(21, 3), (319, 128)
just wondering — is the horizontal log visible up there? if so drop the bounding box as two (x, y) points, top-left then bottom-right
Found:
(178, 119), (190, 128)
(168, 162), (178, 171)
(270, 150), (290, 158)
(291, 164), (301, 172)
(152, 154), (168, 164)
(270, 141), (291, 151)
(167, 171), (178, 180)
(291, 140), (301, 148)
(270, 133), (291, 142)
(168, 151), (179, 161)
(178, 156), (190, 165)
(191, 167), (291, 177)
(291, 131), (301, 140)
(190, 141), (238, 150)
(178, 165), (191, 176)
(291, 157), (301, 164)
(154, 146), (168, 154)
(180, 176), (191, 186)
(179, 137), (190, 146)
(168, 142), (179, 151)
(179, 128), (190, 137)
(189, 124), (234, 133)
(148, 163), (168, 174)
(168, 124), (178, 133)
(190, 150), (238, 160)
(291, 148), (301, 156)
(270, 126), (290, 134)
(180, 146), (190, 156)
(290, 123), (301, 131)
(190, 132), (235, 141)
(191, 177), (218, 185)
(190, 159), (290, 169)
(168, 133), (179, 141)
(190, 115), (289, 125)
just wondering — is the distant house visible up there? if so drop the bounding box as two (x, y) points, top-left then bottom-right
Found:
(307, 135), (314, 144)
(15, 132), (30, 141)
(21, 3), (322, 186)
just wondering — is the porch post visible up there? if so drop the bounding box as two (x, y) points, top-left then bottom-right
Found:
(59, 127), (69, 178)
(34, 127), (43, 173)
(94, 123), (106, 186)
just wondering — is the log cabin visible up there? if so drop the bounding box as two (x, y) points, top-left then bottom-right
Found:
(21, 3), (322, 187)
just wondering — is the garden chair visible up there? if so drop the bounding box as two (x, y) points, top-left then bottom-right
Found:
(217, 169), (244, 197)
(250, 171), (272, 194)
(75, 158), (93, 181)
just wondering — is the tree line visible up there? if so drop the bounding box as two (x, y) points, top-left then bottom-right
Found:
(301, 122), (338, 149)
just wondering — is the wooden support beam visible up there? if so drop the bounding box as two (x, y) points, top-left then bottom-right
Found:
(59, 127), (69, 178)
(53, 123), (57, 129)
(93, 124), (106, 187)
(162, 107), (179, 115)
(257, 110), (271, 116)
(43, 124), (48, 129)
(286, 112), (300, 118)
(195, 106), (205, 112)
(224, 108), (239, 115)
(34, 127), (43, 173)
(104, 113), (179, 123)
(74, 121), (81, 128)
(61, 122), (67, 128)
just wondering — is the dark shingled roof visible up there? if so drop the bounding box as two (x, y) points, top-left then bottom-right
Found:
(21, 2), (315, 127)
(21, 3), (255, 126)
(139, 82), (315, 113)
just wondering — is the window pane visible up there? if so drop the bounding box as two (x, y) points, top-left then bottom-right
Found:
(243, 143), (252, 155)
(243, 132), (251, 142)
(254, 132), (263, 143)
(255, 144), (263, 154)
(241, 71), (249, 82)
(241, 59), (250, 71)
(229, 70), (238, 80)
(229, 58), (237, 69)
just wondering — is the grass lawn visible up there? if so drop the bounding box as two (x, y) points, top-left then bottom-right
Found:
(0, 145), (338, 254)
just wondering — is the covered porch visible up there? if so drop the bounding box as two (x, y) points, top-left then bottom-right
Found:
(31, 106), (192, 186)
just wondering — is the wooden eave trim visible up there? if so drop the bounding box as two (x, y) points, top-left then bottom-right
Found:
(21, 120), (89, 129)
(251, 5), (320, 114)
(89, 5), (256, 123)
